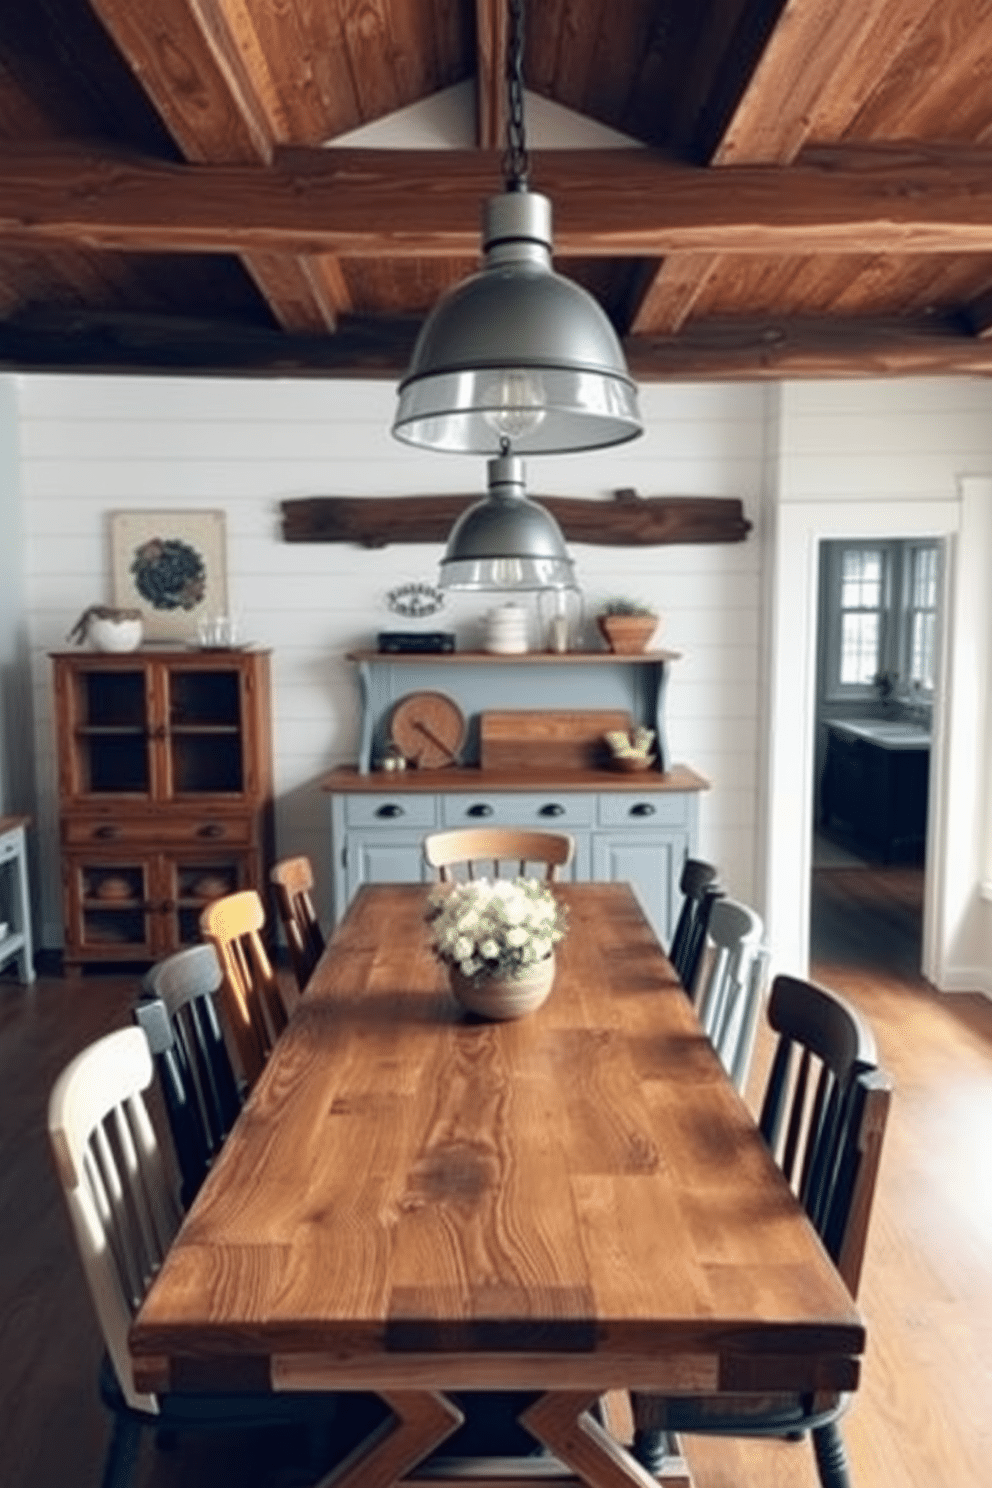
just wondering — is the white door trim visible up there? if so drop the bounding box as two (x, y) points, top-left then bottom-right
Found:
(762, 496), (962, 985)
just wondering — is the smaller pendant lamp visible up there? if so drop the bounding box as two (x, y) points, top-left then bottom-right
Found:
(391, 0), (641, 458)
(439, 453), (575, 590)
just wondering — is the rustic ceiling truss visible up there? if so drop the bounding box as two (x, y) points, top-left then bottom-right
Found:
(2, 1), (992, 380)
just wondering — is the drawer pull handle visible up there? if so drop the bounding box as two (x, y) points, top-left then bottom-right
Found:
(467, 803), (494, 818)
(94, 825), (119, 840)
(198, 823), (224, 838)
(630, 802), (656, 817)
(377, 804), (405, 818)
(539, 803), (566, 818)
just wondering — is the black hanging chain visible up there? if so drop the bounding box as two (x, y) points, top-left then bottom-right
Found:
(502, 0), (529, 191)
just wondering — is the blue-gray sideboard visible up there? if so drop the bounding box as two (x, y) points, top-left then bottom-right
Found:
(322, 652), (708, 947)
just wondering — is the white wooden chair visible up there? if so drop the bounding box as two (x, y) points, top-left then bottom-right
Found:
(48, 1026), (372, 1488)
(423, 827), (575, 882)
(693, 897), (768, 1093)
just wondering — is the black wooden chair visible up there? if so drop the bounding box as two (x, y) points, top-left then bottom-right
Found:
(629, 974), (893, 1488)
(134, 943), (243, 1208)
(668, 857), (722, 993)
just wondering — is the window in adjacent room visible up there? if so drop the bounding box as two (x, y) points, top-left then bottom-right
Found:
(819, 538), (941, 703)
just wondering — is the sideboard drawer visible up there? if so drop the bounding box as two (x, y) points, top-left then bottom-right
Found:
(440, 793), (595, 829)
(597, 793), (691, 828)
(343, 794), (438, 830)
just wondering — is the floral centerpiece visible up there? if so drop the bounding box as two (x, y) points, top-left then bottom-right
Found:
(425, 877), (569, 1019)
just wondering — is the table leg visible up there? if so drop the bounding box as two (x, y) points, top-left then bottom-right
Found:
(314, 1390), (464, 1488)
(522, 1393), (693, 1488)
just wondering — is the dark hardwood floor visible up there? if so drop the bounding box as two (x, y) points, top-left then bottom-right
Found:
(3, 875), (991, 1487)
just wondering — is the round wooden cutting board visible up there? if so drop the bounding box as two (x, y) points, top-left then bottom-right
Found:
(390, 691), (466, 768)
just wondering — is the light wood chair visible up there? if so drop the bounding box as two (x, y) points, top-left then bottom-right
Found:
(693, 897), (769, 1093)
(199, 889), (288, 1089)
(630, 975), (893, 1488)
(135, 943), (243, 1208)
(270, 854), (326, 991)
(48, 1026), (367, 1488)
(423, 827), (575, 882)
(668, 857), (722, 994)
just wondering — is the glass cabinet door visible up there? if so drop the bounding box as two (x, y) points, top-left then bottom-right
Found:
(72, 668), (153, 798)
(164, 666), (246, 798)
(67, 857), (155, 957)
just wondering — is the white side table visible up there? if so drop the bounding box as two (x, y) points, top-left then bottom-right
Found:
(0, 815), (35, 983)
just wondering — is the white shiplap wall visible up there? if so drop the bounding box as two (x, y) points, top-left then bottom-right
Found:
(16, 374), (770, 945)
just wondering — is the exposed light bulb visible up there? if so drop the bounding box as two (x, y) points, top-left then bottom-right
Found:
(483, 371), (547, 445)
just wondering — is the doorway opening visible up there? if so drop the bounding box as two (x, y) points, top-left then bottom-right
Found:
(809, 536), (942, 980)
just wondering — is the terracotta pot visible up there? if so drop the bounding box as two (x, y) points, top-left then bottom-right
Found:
(597, 614), (659, 654)
(448, 954), (556, 1021)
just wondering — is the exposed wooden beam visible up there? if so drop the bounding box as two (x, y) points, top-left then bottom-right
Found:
(6, 144), (992, 259)
(281, 491), (752, 548)
(3, 305), (992, 382)
(632, 0), (897, 335)
(89, 0), (350, 332)
(475, 0), (508, 149)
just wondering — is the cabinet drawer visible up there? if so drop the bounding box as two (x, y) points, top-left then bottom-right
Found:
(63, 816), (255, 847)
(441, 793), (594, 828)
(343, 794), (438, 830)
(597, 793), (690, 828)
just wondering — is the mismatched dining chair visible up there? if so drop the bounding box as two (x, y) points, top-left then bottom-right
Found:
(47, 1027), (357, 1488)
(270, 854), (326, 991)
(199, 889), (289, 1089)
(692, 897), (769, 1094)
(134, 943), (243, 1208)
(630, 975), (893, 1488)
(668, 857), (722, 994)
(423, 827), (575, 882)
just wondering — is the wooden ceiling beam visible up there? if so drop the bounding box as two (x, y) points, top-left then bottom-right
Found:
(88, 0), (350, 333)
(632, 0), (897, 335)
(3, 305), (991, 381)
(6, 144), (992, 258)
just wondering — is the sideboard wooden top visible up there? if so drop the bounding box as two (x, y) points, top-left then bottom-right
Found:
(321, 763), (710, 794)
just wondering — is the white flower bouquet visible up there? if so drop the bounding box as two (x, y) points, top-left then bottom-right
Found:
(425, 876), (569, 982)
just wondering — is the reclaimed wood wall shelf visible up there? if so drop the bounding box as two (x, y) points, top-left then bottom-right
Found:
(281, 490), (751, 548)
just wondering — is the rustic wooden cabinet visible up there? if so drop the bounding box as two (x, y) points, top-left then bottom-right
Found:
(51, 649), (274, 973)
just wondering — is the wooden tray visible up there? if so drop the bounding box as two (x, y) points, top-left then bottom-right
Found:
(480, 709), (633, 772)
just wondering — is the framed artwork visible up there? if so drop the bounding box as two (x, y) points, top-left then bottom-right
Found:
(111, 510), (228, 641)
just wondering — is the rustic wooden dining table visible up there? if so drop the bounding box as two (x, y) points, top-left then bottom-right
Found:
(130, 882), (864, 1488)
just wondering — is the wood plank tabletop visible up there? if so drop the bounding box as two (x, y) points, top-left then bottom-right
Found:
(130, 883), (863, 1403)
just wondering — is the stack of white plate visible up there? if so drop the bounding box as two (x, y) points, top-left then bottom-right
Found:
(484, 603), (529, 654)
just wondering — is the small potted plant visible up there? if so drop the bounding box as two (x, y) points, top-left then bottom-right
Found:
(425, 876), (569, 1020)
(596, 598), (660, 654)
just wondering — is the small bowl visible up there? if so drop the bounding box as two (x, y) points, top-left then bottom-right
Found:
(610, 754), (655, 772)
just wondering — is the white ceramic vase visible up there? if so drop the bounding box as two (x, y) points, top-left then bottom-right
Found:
(448, 954), (555, 1021)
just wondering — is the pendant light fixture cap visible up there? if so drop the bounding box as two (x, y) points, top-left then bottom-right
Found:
(438, 453), (577, 591)
(393, 190), (642, 456)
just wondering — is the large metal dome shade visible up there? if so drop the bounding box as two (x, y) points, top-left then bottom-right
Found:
(393, 193), (642, 456)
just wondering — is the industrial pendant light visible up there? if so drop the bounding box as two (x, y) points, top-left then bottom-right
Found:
(438, 452), (575, 590)
(391, 0), (642, 457)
